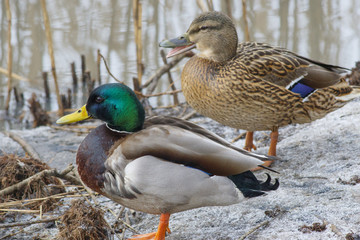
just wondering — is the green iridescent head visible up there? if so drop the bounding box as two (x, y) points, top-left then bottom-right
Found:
(57, 83), (145, 132)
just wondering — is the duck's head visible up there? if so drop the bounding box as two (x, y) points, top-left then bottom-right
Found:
(160, 11), (238, 62)
(56, 83), (145, 132)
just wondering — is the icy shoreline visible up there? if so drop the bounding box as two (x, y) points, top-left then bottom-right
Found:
(1, 99), (360, 239)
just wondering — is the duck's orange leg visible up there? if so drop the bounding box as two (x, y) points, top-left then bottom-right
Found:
(267, 130), (278, 157)
(251, 129), (278, 171)
(129, 213), (171, 240)
(244, 131), (257, 151)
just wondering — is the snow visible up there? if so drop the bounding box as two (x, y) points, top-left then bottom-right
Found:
(1, 99), (360, 239)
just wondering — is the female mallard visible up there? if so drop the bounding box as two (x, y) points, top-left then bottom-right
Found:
(56, 83), (278, 240)
(160, 11), (360, 167)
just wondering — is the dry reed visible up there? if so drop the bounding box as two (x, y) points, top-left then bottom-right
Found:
(4, 0), (13, 112)
(41, 0), (64, 116)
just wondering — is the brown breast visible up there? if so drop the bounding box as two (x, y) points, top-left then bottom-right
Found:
(76, 124), (126, 193)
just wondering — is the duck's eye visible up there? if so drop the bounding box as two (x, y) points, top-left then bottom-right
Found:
(199, 26), (209, 31)
(95, 96), (104, 103)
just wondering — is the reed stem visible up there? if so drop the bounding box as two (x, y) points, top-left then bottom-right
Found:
(41, 0), (64, 116)
(132, 0), (143, 92)
(71, 62), (78, 90)
(42, 72), (50, 99)
(242, 0), (250, 41)
(160, 50), (179, 105)
(97, 49), (101, 85)
(4, 0), (13, 113)
(81, 54), (86, 86)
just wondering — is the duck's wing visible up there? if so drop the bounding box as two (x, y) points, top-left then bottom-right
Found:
(237, 42), (347, 89)
(118, 124), (264, 176)
(104, 153), (244, 214)
(144, 116), (274, 162)
(102, 123), (277, 212)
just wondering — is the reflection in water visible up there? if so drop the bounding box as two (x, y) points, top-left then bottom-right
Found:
(0, 0), (359, 130)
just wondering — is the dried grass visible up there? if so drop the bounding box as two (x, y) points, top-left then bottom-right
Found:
(0, 154), (65, 212)
(57, 199), (110, 240)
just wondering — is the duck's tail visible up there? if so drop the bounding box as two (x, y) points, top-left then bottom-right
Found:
(228, 171), (279, 198)
(335, 85), (360, 102)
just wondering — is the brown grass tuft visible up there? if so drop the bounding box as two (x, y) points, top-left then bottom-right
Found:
(0, 154), (64, 212)
(57, 199), (111, 240)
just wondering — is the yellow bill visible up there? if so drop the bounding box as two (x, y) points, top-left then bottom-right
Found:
(56, 105), (92, 124)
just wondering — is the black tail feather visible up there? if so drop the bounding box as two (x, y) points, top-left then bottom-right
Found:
(228, 171), (279, 198)
(256, 164), (280, 174)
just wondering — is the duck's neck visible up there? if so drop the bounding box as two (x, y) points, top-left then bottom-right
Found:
(196, 30), (238, 63)
(197, 44), (237, 62)
(106, 123), (138, 134)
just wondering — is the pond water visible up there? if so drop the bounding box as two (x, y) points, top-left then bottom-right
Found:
(0, 0), (359, 130)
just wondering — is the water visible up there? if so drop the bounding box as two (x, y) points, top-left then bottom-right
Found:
(0, 0), (359, 130)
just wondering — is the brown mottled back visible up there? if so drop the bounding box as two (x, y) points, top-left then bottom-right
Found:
(181, 41), (354, 132)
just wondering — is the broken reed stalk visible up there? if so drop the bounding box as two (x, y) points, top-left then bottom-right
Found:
(97, 49), (101, 85)
(160, 50), (179, 105)
(144, 52), (191, 95)
(231, 132), (246, 143)
(42, 72), (50, 99)
(0, 191), (88, 209)
(238, 220), (270, 240)
(98, 49), (185, 102)
(85, 71), (94, 95)
(61, 88), (71, 110)
(81, 54), (86, 86)
(13, 87), (19, 103)
(67, 88), (71, 108)
(106, 207), (139, 234)
(98, 52), (123, 83)
(0, 209), (39, 214)
(41, 0), (64, 116)
(4, 0), (13, 112)
(0, 67), (30, 82)
(132, 0), (143, 92)
(0, 164), (74, 197)
(71, 62), (78, 89)
(181, 110), (197, 120)
(242, 0), (250, 41)
(4, 131), (41, 160)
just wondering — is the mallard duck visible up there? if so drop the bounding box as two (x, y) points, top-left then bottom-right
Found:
(159, 11), (360, 168)
(56, 83), (279, 240)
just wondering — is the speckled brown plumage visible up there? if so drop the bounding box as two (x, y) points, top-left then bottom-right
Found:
(182, 41), (355, 132)
(160, 11), (360, 159)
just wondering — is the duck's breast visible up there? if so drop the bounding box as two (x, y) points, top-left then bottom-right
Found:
(76, 124), (125, 194)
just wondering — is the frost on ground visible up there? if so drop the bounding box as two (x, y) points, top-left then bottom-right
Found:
(0, 99), (359, 240)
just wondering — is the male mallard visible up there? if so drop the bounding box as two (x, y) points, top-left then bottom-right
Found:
(160, 11), (360, 168)
(56, 83), (279, 240)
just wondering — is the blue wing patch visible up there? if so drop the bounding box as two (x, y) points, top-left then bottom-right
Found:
(289, 82), (315, 98)
(186, 166), (213, 176)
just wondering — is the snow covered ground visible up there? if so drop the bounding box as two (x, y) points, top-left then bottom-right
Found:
(1, 99), (360, 239)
